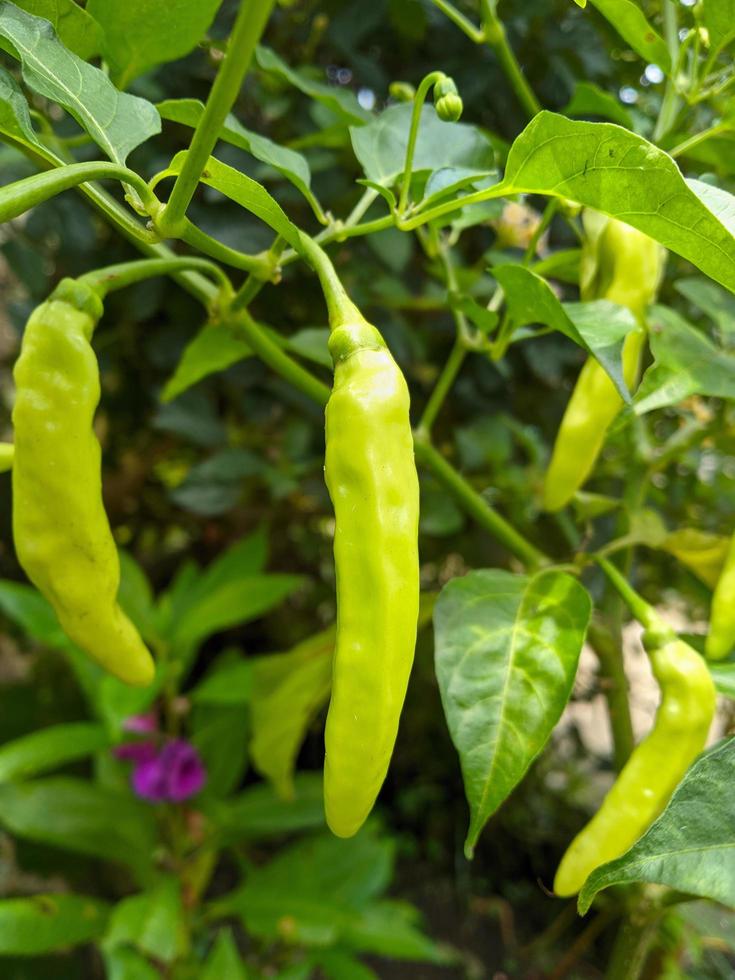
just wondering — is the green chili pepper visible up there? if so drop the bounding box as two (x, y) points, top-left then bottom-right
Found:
(12, 279), (155, 687)
(706, 534), (735, 660)
(554, 634), (715, 896)
(543, 214), (665, 512)
(323, 318), (420, 838)
(0, 444), (14, 472)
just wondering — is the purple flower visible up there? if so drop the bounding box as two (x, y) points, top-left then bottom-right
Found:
(123, 712), (158, 735)
(114, 741), (157, 764)
(122, 738), (206, 804)
(132, 752), (170, 802)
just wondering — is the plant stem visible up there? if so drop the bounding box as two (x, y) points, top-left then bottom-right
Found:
(597, 557), (668, 636)
(605, 892), (662, 980)
(398, 71), (446, 214)
(79, 257), (232, 298)
(413, 436), (548, 568)
(297, 233), (364, 328)
(0, 161), (159, 227)
(587, 620), (634, 769)
(180, 219), (274, 277)
(157, 0), (276, 237)
(427, 0), (485, 42)
(481, 0), (541, 118)
(418, 340), (466, 435)
(670, 121), (729, 158)
(653, 0), (680, 142)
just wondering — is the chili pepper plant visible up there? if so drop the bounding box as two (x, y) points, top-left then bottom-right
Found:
(0, 0), (733, 977)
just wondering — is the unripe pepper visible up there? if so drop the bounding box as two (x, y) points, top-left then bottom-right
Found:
(323, 322), (420, 839)
(12, 279), (155, 686)
(554, 631), (715, 896)
(706, 534), (735, 660)
(543, 214), (665, 512)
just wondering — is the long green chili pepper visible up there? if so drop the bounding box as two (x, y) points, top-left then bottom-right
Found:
(707, 534), (735, 660)
(12, 279), (155, 686)
(543, 213), (665, 512)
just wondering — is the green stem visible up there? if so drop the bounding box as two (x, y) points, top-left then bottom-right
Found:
(157, 0), (276, 237)
(0, 161), (159, 228)
(79, 257), (232, 299)
(413, 436), (548, 569)
(418, 340), (466, 436)
(670, 121), (728, 158)
(596, 557), (668, 636)
(605, 894), (662, 980)
(232, 310), (330, 406)
(587, 621), (635, 770)
(398, 71), (446, 214)
(180, 219), (275, 277)
(231, 237), (286, 311)
(481, 0), (541, 118)
(653, 0), (680, 142)
(427, 0), (485, 42)
(297, 233), (364, 328)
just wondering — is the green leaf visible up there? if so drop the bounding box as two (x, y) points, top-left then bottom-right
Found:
(255, 45), (370, 126)
(190, 526), (269, 599)
(191, 659), (253, 705)
(208, 772), (325, 842)
(158, 98), (324, 220)
(674, 275), (735, 338)
(495, 265), (638, 399)
(104, 877), (185, 964)
(589, 0), (671, 70)
(286, 327), (331, 369)
(0, 579), (72, 651)
(216, 828), (394, 944)
(0, 2), (160, 163)
(634, 306), (735, 414)
(579, 739), (735, 913)
(170, 573), (304, 650)
(340, 900), (451, 963)
(0, 63), (40, 147)
(709, 662), (735, 700)
(249, 628), (335, 798)
(0, 778), (157, 880)
(0, 894), (109, 955)
(118, 550), (157, 641)
(159, 150), (302, 252)
(191, 702), (249, 797)
(0, 722), (109, 782)
(87, 0), (220, 88)
(13, 0), (102, 59)
(499, 113), (735, 293)
(351, 103), (494, 186)
(315, 951), (378, 980)
(434, 569), (591, 858)
(162, 321), (253, 402)
(701, 0), (735, 53)
(103, 946), (161, 980)
(201, 929), (248, 980)
(562, 80), (633, 128)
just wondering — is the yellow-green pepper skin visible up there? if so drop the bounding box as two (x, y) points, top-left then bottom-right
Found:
(543, 215), (664, 512)
(707, 534), (735, 660)
(554, 638), (715, 896)
(323, 320), (420, 838)
(0, 443), (14, 472)
(12, 279), (155, 687)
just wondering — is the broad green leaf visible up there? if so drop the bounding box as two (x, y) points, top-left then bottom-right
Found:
(286, 327), (331, 368)
(494, 264), (638, 399)
(634, 306), (735, 414)
(13, 0), (102, 59)
(249, 628), (335, 798)
(709, 662), (735, 699)
(579, 738), (735, 913)
(0, 579), (72, 650)
(589, 0), (670, 70)
(215, 828), (394, 944)
(0, 894), (109, 955)
(421, 167), (498, 209)
(118, 550), (158, 641)
(158, 98), (324, 220)
(316, 951), (378, 980)
(162, 321), (253, 402)
(0, 778), (157, 880)
(702, 0), (735, 53)
(105, 877), (185, 964)
(103, 946), (161, 980)
(0, 63), (40, 147)
(0, 3), (160, 163)
(661, 528), (731, 588)
(201, 930), (248, 980)
(434, 569), (591, 857)
(87, 0), (220, 88)
(339, 900), (451, 963)
(498, 113), (735, 294)
(191, 659), (253, 705)
(159, 150), (302, 251)
(189, 526), (269, 599)
(562, 80), (633, 128)
(255, 45), (370, 126)
(674, 276), (735, 337)
(190, 702), (249, 797)
(351, 103), (494, 186)
(170, 573), (304, 650)
(0, 722), (109, 782)
(208, 772), (325, 842)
